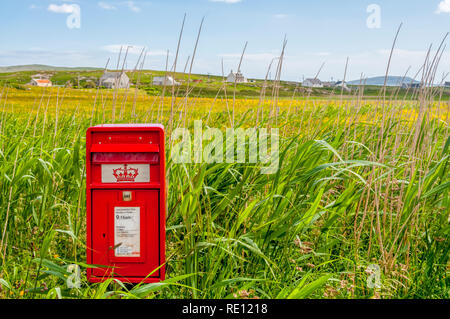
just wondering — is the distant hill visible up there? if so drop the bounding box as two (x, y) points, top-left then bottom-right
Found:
(0, 64), (101, 73)
(347, 76), (420, 86)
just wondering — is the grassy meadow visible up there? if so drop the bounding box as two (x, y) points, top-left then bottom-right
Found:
(0, 76), (448, 299)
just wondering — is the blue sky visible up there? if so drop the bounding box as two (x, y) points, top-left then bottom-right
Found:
(0, 0), (449, 81)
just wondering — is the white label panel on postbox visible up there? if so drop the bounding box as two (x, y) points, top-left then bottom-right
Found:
(114, 206), (140, 257)
(101, 164), (150, 183)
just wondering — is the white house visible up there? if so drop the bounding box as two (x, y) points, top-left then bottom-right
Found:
(302, 78), (323, 88)
(401, 82), (421, 89)
(322, 81), (336, 88)
(99, 72), (130, 89)
(30, 78), (52, 87)
(334, 81), (350, 91)
(226, 70), (247, 83)
(444, 82), (450, 87)
(152, 76), (180, 86)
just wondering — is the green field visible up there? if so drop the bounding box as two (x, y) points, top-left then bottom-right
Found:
(0, 70), (448, 299)
(2, 69), (449, 100)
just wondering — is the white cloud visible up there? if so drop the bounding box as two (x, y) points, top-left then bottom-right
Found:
(48, 3), (78, 14)
(274, 14), (288, 19)
(147, 50), (170, 57)
(124, 1), (141, 12)
(0, 49), (90, 65)
(98, 1), (141, 12)
(219, 52), (278, 61)
(98, 2), (117, 10)
(436, 0), (450, 13)
(377, 49), (428, 59)
(103, 44), (144, 55)
(102, 45), (168, 57)
(209, 0), (242, 3)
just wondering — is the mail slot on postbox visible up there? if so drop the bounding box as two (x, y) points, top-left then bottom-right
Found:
(86, 124), (166, 283)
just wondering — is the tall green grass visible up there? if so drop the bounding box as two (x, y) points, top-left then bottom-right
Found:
(0, 84), (448, 299)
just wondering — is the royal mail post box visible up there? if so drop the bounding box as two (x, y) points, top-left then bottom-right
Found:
(86, 124), (166, 283)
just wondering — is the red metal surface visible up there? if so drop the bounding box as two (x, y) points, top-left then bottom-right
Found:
(86, 124), (166, 283)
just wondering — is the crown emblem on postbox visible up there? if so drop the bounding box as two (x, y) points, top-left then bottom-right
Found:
(113, 164), (139, 182)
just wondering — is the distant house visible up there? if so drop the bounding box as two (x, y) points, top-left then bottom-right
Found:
(30, 78), (52, 87)
(99, 72), (130, 89)
(226, 70), (247, 83)
(302, 78), (323, 88)
(322, 81), (336, 88)
(152, 76), (180, 86)
(445, 82), (450, 88)
(401, 82), (421, 89)
(334, 81), (350, 91)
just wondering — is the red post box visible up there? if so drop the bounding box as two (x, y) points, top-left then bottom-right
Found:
(86, 124), (166, 283)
